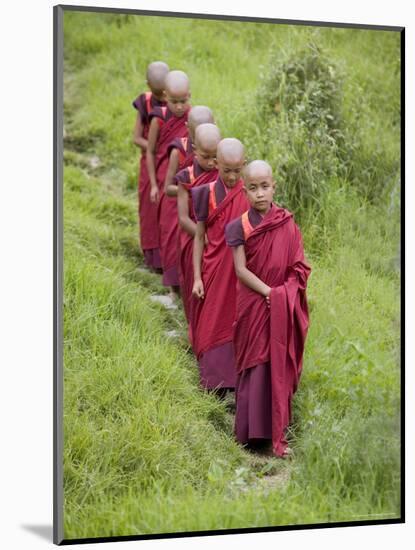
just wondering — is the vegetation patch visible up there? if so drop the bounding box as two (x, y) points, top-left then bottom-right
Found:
(62, 13), (401, 539)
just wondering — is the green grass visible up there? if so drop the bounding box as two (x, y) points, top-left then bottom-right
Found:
(62, 11), (401, 539)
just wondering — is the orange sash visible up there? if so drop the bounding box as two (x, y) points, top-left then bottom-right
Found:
(241, 211), (254, 241)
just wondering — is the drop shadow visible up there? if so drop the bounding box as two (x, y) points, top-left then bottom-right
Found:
(21, 524), (53, 542)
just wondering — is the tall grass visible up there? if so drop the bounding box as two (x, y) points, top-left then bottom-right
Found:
(63, 11), (401, 539)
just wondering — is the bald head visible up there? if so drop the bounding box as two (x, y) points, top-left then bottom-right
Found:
(188, 106), (214, 131)
(165, 70), (190, 96)
(244, 160), (273, 182)
(215, 138), (246, 187)
(146, 61), (169, 93)
(217, 138), (245, 164)
(242, 160), (275, 212)
(195, 123), (221, 150)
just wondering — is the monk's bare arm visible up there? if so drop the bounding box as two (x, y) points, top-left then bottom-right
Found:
(192, 221), (206, 298)
(164, 149), (180, 197)
(178, 184), (197, 237)
(146, 118), (159, 202)
(232, 245), (271, 298)
(133, 113), (148, 151)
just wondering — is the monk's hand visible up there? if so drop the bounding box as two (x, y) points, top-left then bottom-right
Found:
(150, 186), (159, 203)
(265, 287), (271, 309)
(204, 233), (209, 246)
(192, 279), (205, 300)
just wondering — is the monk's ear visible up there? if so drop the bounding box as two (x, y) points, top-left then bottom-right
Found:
(242, 185), (247, 196)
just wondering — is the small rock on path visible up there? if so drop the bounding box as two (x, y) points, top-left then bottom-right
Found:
(150, 294), (178, 310)
(164, 329), (180, 338)
(89, 155), (101, 169)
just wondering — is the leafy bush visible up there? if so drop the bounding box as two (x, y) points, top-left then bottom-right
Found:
(248, 40), (400, 215)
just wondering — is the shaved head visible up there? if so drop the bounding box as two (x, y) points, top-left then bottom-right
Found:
(146, 61), (169, 91)
(188, 106), (214, 134)
(242, 159), (275, 213)
(195, 123), (221, 150)
(244, 160), (273, 182)
(165, 70), (190, 96)
(217, 138), (245, 164)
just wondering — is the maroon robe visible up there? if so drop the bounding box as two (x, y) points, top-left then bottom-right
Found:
(158, 136), (194, 286)
(132, 92), (165, 268)
(149, 107), (190, 285)
(176, 160), (219, 346)
(168, 136), (193, 168)
(191, 178), (249, 389)
(226, 204), (310, 456)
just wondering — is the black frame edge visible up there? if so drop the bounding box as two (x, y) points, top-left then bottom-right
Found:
(53, 4), (65, 546)
(57, 4), (403, 32)
(400, 27), (405, 524)
(58, 518), (403, 545)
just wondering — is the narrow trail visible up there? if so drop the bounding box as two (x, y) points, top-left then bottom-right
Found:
(131, 259), (294, 494)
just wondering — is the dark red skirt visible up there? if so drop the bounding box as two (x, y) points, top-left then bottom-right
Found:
(143, 248), (162, 270)
(198, 341), (237, 390)
(234, 362), (272, 443)
(162, 264), (179, 286)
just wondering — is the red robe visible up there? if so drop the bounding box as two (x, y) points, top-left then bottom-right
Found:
(132, 92), (165, 267)
(232, 204), (311, 456)
(177, 162), (219, 345)
(150, 107), (190, 285)
(193, 179), (249, 360)
(159, 136), (194, 286)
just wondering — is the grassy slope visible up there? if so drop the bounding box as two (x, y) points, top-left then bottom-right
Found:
(63, 12), (401, 538)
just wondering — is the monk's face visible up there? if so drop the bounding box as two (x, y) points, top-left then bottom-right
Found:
(165, 88), (190, 117)
(194, 143), (217, 172)
(243, 173), (275, 214)
(216, 156), (245, 188)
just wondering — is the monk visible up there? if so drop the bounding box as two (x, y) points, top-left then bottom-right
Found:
(146, 70), (190, 292)
(132, 61), (169, 270)
(165, 106), (215, 198)
(176, 123), (221, 345)
(225, 160), (311, 458)
(158, 107), (215, 296)
(191, 138), (249, 393)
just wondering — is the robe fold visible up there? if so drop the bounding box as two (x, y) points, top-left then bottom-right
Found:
(192, 178), (249, 389)
(150, 107), (190, 285)
(230, 204), (311, 456)
(176, 161), (219, 345)
(132, 92), (165, 268)
(159, 136), (194, 286)
(168, 137), (193, 169)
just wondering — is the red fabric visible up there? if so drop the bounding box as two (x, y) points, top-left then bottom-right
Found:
(138, 154), (159, 252)
(168, 137), (193, 167)
(152, 107), (189, 189)
(232, 204), (310, 456)
(136, 93), (166, 253)
(178, 167), (219, 343)
(193, 180), (249, 358)
(153, 109), (190, 283)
